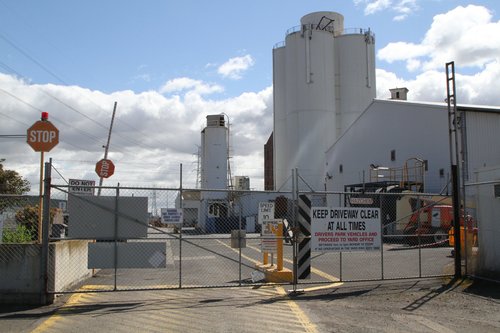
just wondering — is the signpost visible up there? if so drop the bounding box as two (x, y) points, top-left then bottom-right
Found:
(261, 219), (281, 253)
(258, 202), (276, 266)
(26, 112), (59, 243)
(95, 159), (115, 178)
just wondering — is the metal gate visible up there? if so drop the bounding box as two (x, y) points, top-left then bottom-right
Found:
(33, 164), (457, 294)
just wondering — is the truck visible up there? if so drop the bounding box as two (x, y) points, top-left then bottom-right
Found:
(403, 202), (476, 244)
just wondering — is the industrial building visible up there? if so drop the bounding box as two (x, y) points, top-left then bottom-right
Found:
(266, 11), (500, 276)
(268, 11), (500, 195)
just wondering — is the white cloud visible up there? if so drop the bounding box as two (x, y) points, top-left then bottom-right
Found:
(376, 60), (500, 106)
(159, 77), (224, 95)
(217, 55), (255, 80)
(364, 0), (392, 15)
(0, 73), (272, 191)
(355, 0), (419, 20)
(378, 5), (500, 72)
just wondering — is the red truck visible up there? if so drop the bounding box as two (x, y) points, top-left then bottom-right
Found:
(403, 204), (476, 244)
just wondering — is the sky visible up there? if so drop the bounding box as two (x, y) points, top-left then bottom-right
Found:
(1, 0), (499, 194)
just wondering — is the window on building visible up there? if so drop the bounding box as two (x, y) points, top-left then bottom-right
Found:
(439, 168), (445, 178)
(390, 150), (396, 161)
(339, 164), (343, 174)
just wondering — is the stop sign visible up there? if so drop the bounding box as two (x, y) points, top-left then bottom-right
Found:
(95, 158), (115, 178)
(27, 120), (59, 152)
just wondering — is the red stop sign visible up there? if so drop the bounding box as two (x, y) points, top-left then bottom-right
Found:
(95, 159), (115, 178)
(27, 120), (59, 152)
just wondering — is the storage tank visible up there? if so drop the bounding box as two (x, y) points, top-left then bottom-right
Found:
(272, 11), (376, 191)
(336, 31), (376, 130)
(272, 45), (287, 190)
(201, 115), (228, 199)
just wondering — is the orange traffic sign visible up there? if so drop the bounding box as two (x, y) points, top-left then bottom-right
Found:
(95, 159), (115, 178)
(27, 120), (59, 152)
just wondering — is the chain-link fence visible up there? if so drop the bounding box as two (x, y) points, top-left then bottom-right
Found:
(25, 178), (460, 294)
(0, 194), (44, 244)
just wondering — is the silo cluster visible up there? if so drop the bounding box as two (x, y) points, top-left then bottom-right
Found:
(273, 11), (376, 191)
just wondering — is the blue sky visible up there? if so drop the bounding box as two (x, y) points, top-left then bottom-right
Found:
(1, 0), (500, 191)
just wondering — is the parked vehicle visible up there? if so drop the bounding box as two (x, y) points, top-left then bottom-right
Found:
(404, 203), (476, 244)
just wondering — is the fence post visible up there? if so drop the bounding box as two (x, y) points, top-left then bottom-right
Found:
(113, 183), (119, 291)
(40, 159), (52, 304)
(380, 192), (384, 280)
(451, 165), (462, 278)
(179, 164), (183, 288)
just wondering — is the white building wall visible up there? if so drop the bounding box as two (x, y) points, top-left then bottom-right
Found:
(465, 110), (500, 177)
(325, 100), (451, 193)
(325, 100), (500, 195)
(475, 166), (500, 275)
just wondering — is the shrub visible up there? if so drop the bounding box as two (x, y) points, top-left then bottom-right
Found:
(2, 224), (33, 243)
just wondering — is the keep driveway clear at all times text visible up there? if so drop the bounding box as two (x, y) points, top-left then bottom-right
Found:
(311, 207), (381, 252)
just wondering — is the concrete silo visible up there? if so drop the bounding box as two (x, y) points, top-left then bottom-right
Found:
(201, 114), (228, 198)
(273, 11), (376, 191)
(198, 114), (229, 232)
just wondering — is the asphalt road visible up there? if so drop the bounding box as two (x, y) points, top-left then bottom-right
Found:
(2, 229), (495, 332)
(1, 278), (499, 333)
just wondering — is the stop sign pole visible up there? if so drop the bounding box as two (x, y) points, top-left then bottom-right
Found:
(97, 102), (117, 196)
(26, 112), (59, 243)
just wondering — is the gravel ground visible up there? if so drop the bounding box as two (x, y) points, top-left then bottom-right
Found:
(292, 278), (500, 333)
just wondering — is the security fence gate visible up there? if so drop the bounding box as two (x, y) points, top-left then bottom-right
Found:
(1, 164), (465, 296)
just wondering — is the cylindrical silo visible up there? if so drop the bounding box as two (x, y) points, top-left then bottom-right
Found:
(272, 45), (287, 190)
(272, 11), (376, 191)
(336, 31), (376, 131)
(283, 12), (340, 191)
(201, 115), (228, 199)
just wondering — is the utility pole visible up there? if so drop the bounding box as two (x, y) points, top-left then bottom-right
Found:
(97, 101), (117, 196)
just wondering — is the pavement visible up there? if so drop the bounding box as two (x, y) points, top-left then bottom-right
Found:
(1, 277), (499, 333)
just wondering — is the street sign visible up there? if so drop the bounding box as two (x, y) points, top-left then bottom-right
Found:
(160, 208), (183, 225)
(261, 219), (281, 253)
(95, 159), (115, 178)
(311, 207), (381, 252)
(26, 120), (59, 152)
(258, 202), (275, 225)
(69, 179), (96, 196)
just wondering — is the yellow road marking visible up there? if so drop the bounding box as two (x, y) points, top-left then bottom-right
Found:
(275, 285), (318, 333)
(217, 240), (328, 333)
(31, 291), (88, 333)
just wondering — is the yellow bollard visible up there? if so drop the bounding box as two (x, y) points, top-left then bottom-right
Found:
(276, 222), (283, 271)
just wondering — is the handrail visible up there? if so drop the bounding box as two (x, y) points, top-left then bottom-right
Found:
(273, 25), (375, 49)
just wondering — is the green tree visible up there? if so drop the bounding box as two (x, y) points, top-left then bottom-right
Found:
(0, 159), (31, 194)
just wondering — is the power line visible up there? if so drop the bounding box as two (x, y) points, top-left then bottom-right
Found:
(0, 33), (68, 85)
(0, 31), (167, 152)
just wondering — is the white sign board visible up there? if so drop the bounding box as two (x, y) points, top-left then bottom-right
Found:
(160, 208), (183, 225)
(258, 202), (275, 225)
(311, 207), (381, 252)
(261, 219), (281, 253)
(69, 179), (95, 196)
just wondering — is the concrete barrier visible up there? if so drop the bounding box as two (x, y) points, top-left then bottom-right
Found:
(0, 240), (92, 305)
